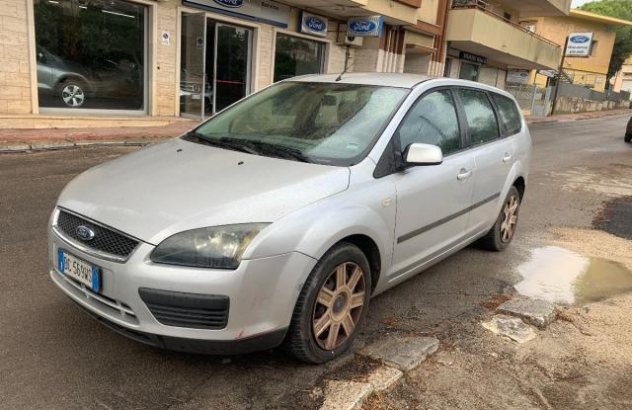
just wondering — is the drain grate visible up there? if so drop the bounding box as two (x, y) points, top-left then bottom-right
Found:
(594, 196), (632, 240)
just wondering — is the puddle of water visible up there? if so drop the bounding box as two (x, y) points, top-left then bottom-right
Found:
(515, 246), (632, 305)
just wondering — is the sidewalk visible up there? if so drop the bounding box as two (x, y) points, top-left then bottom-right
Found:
(0, 120), (198, 153)
(525, 108), (631, 124)
(1, 108), (630, 153)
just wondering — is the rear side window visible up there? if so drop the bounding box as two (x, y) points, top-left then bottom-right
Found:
(458, 89), (500, 145)
(492, 94), (522, 136)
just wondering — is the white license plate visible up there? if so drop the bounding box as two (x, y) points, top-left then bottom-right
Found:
(57, 250), (100, 292)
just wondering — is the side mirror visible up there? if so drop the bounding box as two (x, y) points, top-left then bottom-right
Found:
(403, 143), (443, 166)
(37, 52), (45, 63)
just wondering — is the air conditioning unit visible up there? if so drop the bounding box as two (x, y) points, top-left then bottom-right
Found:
(337, 28), (364, 47)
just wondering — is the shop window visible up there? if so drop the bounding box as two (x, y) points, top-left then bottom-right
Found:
(459, 62), (480, 82)
(34, 0), (146, 111)
(274, 34), (325, 82)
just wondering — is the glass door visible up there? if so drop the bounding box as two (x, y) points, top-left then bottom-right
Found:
(180, 12), (207, 118)
(212, 23), (252, 116)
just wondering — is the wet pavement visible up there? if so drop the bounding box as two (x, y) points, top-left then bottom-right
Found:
(514, 246), (632, 305)
(1, 114), (632, 409)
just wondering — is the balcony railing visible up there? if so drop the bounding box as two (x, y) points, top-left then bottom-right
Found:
(451, 0), (561, 49)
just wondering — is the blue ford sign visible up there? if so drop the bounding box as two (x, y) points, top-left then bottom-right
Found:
(213, 0), (243, 7)
(570, 35), (590, 43)
(347, 16), (383, 37)
(566, 32), (593, 57)
(301, 12), (328, 37)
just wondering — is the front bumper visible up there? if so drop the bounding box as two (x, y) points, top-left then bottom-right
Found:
(48, 225), (317, 349)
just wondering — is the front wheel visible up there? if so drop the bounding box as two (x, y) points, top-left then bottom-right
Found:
(477, 186), (521, 251)
(59, 80), (86, 108)
(625, 133), (632, 143)
(284, 243), (371, 363)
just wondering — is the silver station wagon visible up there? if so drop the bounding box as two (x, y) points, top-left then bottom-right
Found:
(49, 74), (531, 363)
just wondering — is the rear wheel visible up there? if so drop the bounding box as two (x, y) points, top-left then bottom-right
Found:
(477, 186), (521, 251)
(284, 243), (371, 363)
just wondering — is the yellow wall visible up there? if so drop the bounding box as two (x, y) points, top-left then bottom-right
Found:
(522, 15), (617, 91)
(417, 0), (439, 25)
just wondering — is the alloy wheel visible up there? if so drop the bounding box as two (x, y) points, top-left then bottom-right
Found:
(62, 84), (85, 108)
(312, 262), (366, 350)
(500, 193), (519, 243)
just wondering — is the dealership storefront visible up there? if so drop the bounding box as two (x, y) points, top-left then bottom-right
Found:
(22, 0), (346, 119)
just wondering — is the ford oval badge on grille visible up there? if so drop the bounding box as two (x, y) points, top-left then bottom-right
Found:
(76, 225), (95, 241)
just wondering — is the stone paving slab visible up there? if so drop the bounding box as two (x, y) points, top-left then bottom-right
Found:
(498, 297), (556, 328)
(482, 314), (537, 344)
(358, 336), (439, 371)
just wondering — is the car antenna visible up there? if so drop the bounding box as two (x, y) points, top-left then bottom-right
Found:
(336, 47), (354, 81)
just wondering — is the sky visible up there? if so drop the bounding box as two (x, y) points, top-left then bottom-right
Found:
(571, 0), (601, 7)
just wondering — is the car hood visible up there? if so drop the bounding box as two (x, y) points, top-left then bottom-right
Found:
(57, 138), (350, 245)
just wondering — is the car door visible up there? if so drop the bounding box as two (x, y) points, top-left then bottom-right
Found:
(455, 88), (515, 234)
(387, 88), (476, 282)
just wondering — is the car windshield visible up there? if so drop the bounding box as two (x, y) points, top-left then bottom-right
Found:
(184, 82), (409, 166)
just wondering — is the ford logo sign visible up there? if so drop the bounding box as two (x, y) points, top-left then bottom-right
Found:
(76, 225), (95, 241)
(351, 20), (377, 33)
(306, 17), (326, 32)
(570, 35), (590, 44)
(213, 0), (243, 8)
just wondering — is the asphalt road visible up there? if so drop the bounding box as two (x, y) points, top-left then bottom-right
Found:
(1, 114), (631, 410)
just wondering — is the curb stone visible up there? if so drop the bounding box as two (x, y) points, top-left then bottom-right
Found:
(498, 296), (556, 329)
(0, 140), (152, 154)
(358, 336), (439, 371)
(320, 380), (373, 410)
(318, 337), (439, 410)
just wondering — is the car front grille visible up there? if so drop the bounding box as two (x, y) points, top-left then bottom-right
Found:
(56, 210), (139, 260)
(139, 288), (230, 330)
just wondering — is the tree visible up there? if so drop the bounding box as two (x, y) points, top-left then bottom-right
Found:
(580, 0), (632, 87)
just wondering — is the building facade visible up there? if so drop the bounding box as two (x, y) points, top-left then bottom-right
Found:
(611, 55), (632, 94)
(443, 0), (571, 89)
(0, 0), (448, 121)
(522, 9), (632, 92)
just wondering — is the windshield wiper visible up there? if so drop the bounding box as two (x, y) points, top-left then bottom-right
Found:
(185, 131), (260, 155)
(241, 140), (313, 163)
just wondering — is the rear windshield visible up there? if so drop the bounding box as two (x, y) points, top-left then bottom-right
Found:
(186, 82), (409, 166)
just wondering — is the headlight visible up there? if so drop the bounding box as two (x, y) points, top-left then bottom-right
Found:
(150, 223), (269, 269)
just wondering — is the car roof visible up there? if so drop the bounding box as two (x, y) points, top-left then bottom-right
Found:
(289, 73), (434, 89)
(287, 73), (512, 95)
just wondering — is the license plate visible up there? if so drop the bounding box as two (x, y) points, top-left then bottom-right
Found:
(57, 249), (100, 292)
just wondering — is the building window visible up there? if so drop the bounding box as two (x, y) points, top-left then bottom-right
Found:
(274, 33), (325, 82)
(34, 0), (147, 111)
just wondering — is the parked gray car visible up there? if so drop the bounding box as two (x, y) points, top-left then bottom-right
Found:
(48, 74), (531, 363)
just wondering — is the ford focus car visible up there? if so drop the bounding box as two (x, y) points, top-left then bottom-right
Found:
(49, 74), (531, 363)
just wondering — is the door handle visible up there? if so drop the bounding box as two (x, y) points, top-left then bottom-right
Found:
(457, 169), (473, 181)
(503, 153), (513, 163)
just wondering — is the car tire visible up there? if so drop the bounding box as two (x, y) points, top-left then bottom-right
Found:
(477, 186), (521, 252)
(59, 80), (87, 108)
(625, 133), (632, 143)
(284, 242), (371, 364)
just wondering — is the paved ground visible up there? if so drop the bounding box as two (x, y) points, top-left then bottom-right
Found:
(1, 114), (631, 409)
